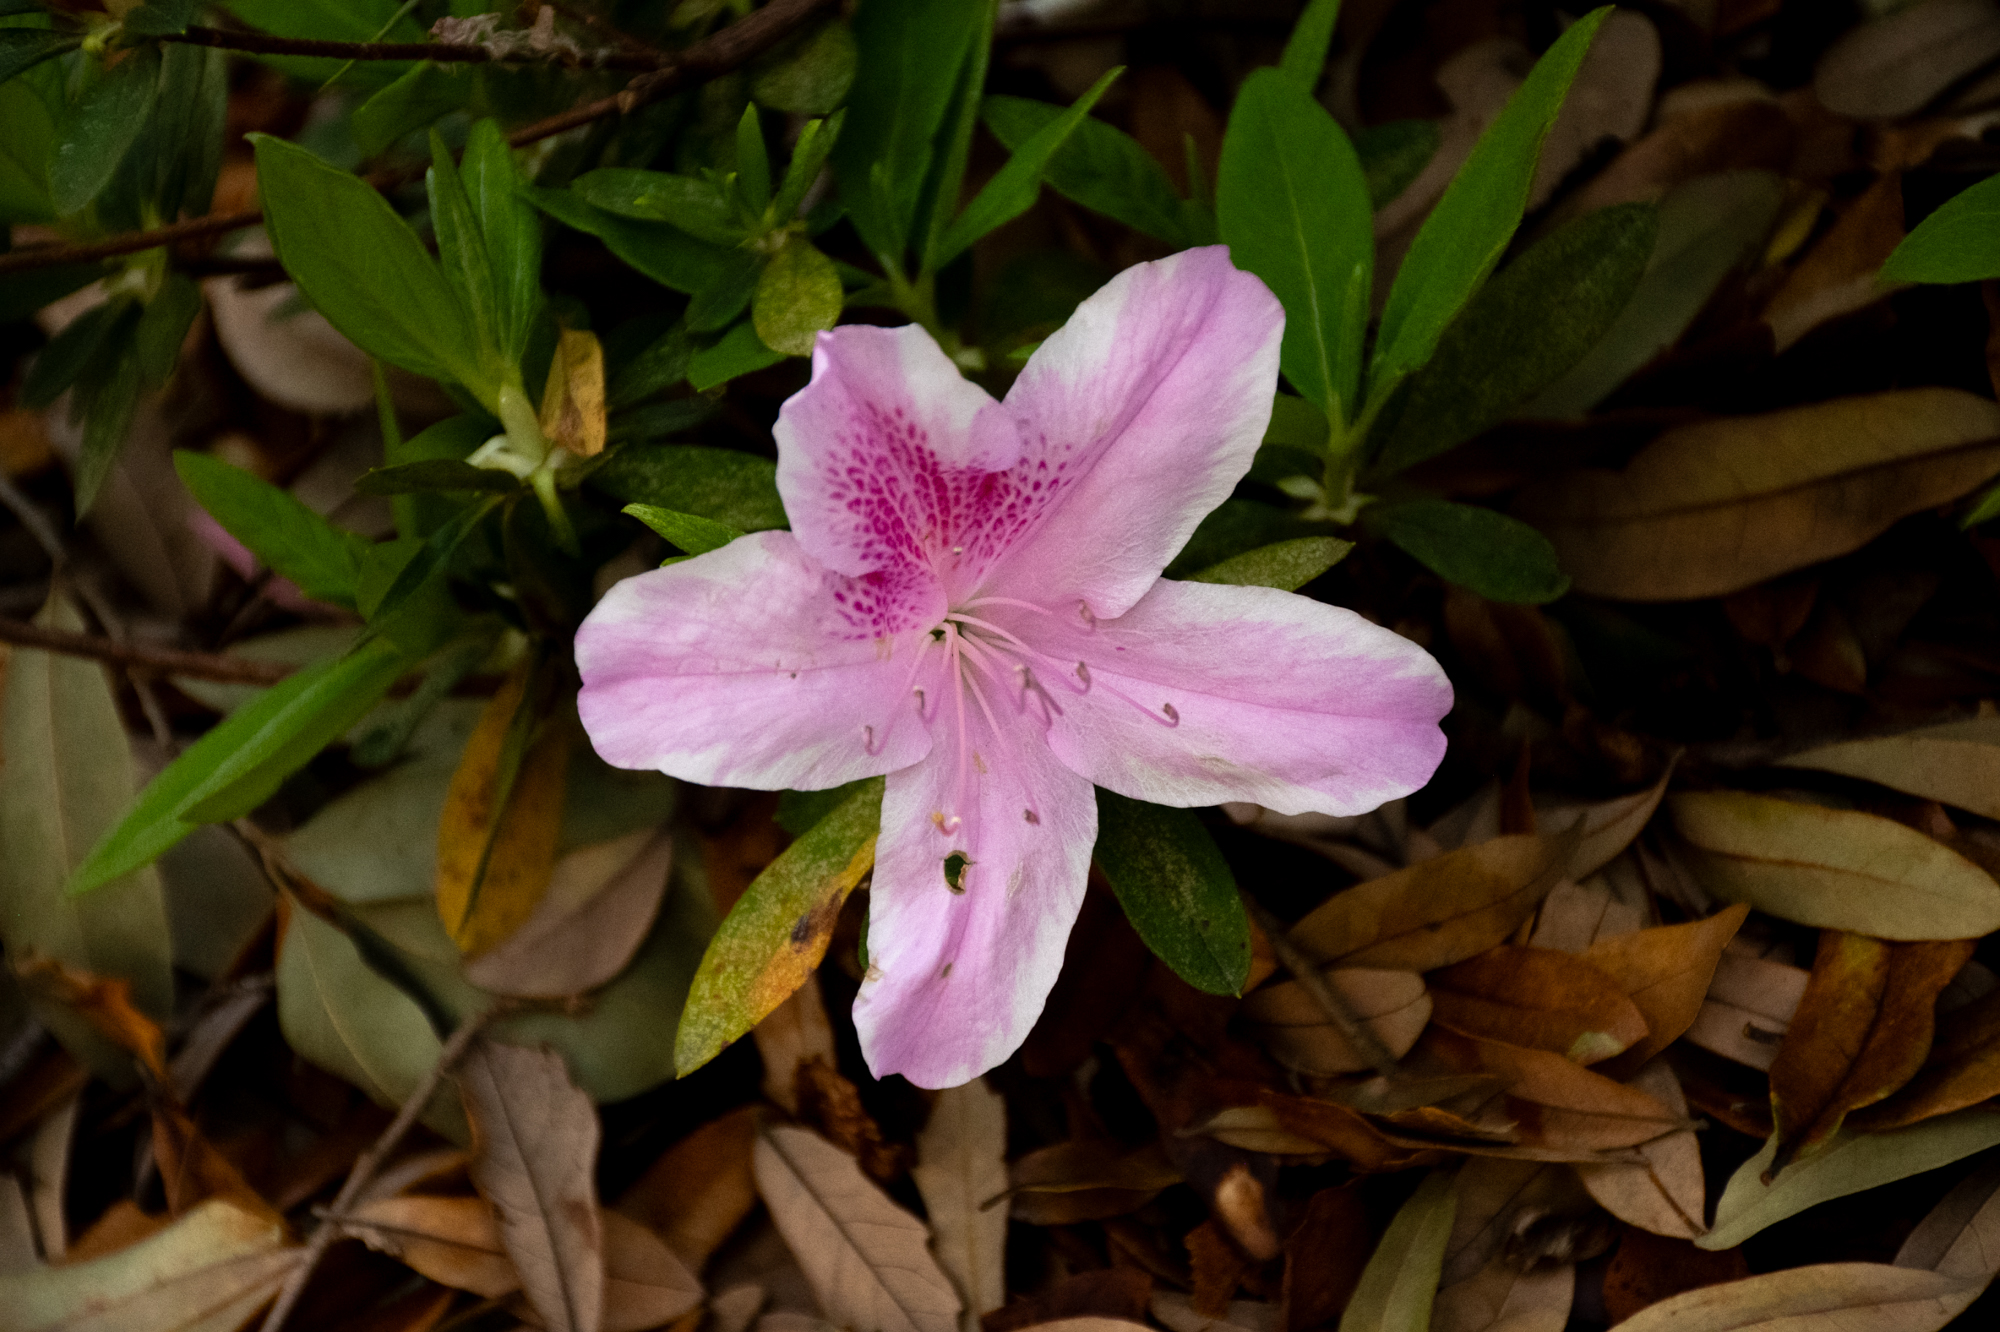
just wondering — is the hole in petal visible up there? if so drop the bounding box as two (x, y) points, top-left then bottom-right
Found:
(943, 851), (971, 893)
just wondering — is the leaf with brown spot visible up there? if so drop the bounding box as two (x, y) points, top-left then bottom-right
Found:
(1288, 834), (1574, 973)
(1239, 968), (1432, 1075)
(1429, 945), (1649, 1065)
(1582, 904), (1749, 1074)
(676, 779), (881, 1077)
(540, 327), (607, 458)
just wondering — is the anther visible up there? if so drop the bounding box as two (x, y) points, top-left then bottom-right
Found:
(1076, 600), (1097, 629)
(862, 724), (879, 754)
(1161, 703), (1180, 726)
(1074, 661), (1092, 689)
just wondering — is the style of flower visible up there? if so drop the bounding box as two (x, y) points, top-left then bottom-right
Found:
(575, 247), (1453, 1088)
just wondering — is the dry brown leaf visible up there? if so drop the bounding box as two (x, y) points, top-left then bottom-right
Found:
(752, 1125), (960, 1332)
(1238, 968), (1431, 1075)
(1423, 1028), (1685, 1153)
(1815, 0), (2000, 119)
(1280, 1186), (1369, 1331)
(1514, 390), (2000, 602)
(1769, 933), (1974, 1173)
(463, 828), (672, 998)
(435, 666), (573, 957)
(14, 954), (168, 1084)
(1529, 870), (1653, 954)
(1601, 1228), (1750, 1324)
(1583, 905), (1750, 1072)
(1538, 763), (1676, 882)
(150, 1097), (279, 1224)
(1761, 171), (1906, 351)
(1288, 834), (1572, 973)
(1428, 945), (1649, 1065)
(1432, 1261), (1571, 1332)
(615, 1105), (759, 1270)
(1553, 96), (1796, 221)
(1575, 1061), (1707, 1240)
(1852, 979), (2000, 1132)
(540, 328), (608, 459)
(754, 973), (838, 1118)
(1186, 1218), (1252, 1317)
(457, 1039), (604, 1332)
(1005, 1139), (1181, 1223)
(911, 1079), (1007, 1331)
(1779, 720), (2000, 821)
(1192, 1091), (1411, 1172)
(1684, 947), (1808, 1071)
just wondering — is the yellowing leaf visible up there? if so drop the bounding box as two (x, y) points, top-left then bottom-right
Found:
(1513, 388), (2000, 601)
(912, 1080), (1008, 1332)
(1581, 905), (1748, 1072)
(753, 1125), (961, 1332)
(1669, 792), (2000, 939)
(1428, 945), (1648, 1065)
(1239, 968), (1432, 1075)
(1779, 719), (2000, 821)
(540, 327), (607, 458)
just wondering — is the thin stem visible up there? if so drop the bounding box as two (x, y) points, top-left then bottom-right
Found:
(159, 24), (664, 68)
(0, 615), (296, 685)
(1239, 894), (1402, 1078)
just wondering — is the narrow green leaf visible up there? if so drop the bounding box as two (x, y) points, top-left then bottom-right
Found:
(460, 119), (542, 367)
(686, 249), (764, 334)
(688, 320), (786, 391)
(1218, 68), (1373, 424)
(676, 778), (883, 1075)
(772, 111), (842, 223)
(122, 0), (202, 35)
(589, 443), (786, 531)
(174, 451), (371, 607)
(913, 0), (996, 272)
(1371, 7), (1612, 392)
(1188, 536), (1353, 591)
(147, 44), (227, 225)
(935, 66), (1120, 266)
(1279, 0), (1343, 90)
(1882, 170), (2000, 284)
(608, 323), (694, 409)
(21, 298), (133, 408)
(72, 341), (140, 515)
(1338, 1169), (1458, 1332)
(1375, 203), (1657, 475)
(736, 103), (772, 216)
(622, 503), (743, 555)
(362, 496), (497, 634)
(353, 459), (520, 495)
(253, 135), (486, 399)
(522, 186), (731, 295)
(427, 128), (501, 378)
(134, 272), (204, 385)
(983, 95), (1188, 246)
(753, 235), (843, 355)
(1371, 499), (1571, 604)
(50, 46), (160, 216)
(571, 168), (746, 247)
(1355, 119), (1440, 209)
(351, 61), (466, 157)
(68, 639), (409, 894)
(1093, 791), (1252, 996)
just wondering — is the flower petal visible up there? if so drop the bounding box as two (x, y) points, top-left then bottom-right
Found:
(983, 246), (1284, 618)
(854, 701), (1095, 1088)
(1027, 579), (1452, 815)
(775, 323), (1022, 583)
(576, 531), (940, 789)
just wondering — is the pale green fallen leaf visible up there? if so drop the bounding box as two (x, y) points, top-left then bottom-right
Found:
(1779, 719), (2000, 822)
(1339, 1168), (1458, 1332)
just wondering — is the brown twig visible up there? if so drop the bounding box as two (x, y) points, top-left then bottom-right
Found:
(0, 0), (837, 277)
(0, 615), (296, 685)
(160, 24), (662, 68)
(1240, 894), (1402, 1078)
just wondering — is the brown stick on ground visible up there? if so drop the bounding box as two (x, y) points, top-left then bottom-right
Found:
(0, 615), (296, 685)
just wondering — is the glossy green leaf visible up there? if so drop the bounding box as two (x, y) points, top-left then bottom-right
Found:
(688, 320), (787, 391)
(608, 323), (693, 409)
(935, 66), (1120, 266)
(753, 235), (844, 356)
(352, 61), (467, 156)
(913, 0), (996, 272)
(676, 778), (883, 1076)
(253, 135), (486, 399)
(623, 503), (743, 555)
(145, 43), (226, 225)
(1279, 0), (1342, 89)
(461, 119), (542, 369)
(427, 128), (502, 382)
(1375, 203), (1657, 475)
(69, 638), (410, 894)
(1339, 1168), (1458, 1332)
(134, 271), (204, 385)
(736, 104), (773, 216)
(1371, 7), (1612, 392)
(772, 111), (843, 223)
(1355, 120), (1440, 210)
(983, 95), (1188, 246)
(175, 451), (372, 608)
(1371, 499), (1571, 604)
(524, 186), (732, 295)
(0, 30), (79, 90)
(72, 338), (141, 515)
(572, 168), (746, 247)
(1218, 68), (1372, 425)
(1188, 535), (1353, 591)
(361, 497), (497, 636)
(354, 459), (520, 495)
(1093, 791), (1251, 996)
(49, 46), (159, 216)
(1883, 170), (2000, 284)
(687, 249), (764, 334)
(590, 443), (786, 531)
(22, 297), (133, 408)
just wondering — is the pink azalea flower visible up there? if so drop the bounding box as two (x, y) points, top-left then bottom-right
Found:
(576, 247), (1452, 1088)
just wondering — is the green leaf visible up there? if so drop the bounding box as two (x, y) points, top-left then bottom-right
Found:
(50, 46), (160, 216)
(753, 235), (842, 356)
(1189, 536), (1352, 591)
(608, 322), (693, 409)
(253, 134), (486, 400)
(69, 639), (410, 894)
(353, 459), (520, 495)
(913, 0), (996, 272)
(688, 320), (786, 391)
(1338, 1168), (1458, 1332)
(609, 398), (718, 444)
(1279, 0), (1342, 90)
(686, 248), (763, 334)
(174, 451), (372, 608)
(361, 497), (497, 637)
(427, 128), (502, 380)
(0, 597), (174, 1081)
(134, 271), (204, 385)
(1371, 7), (1612, 393)
(830, 0), (986, 262)
(523, 185), (731, 295)
(1093, 791), (1252, 996)
(772, 111), (843, 223)
(0, 75), (60, 225)
(736, 103), (772, 217)
(122, 0), (201, 37)
(571, 169), (746, 247)
(352, 62), (467, 157)
(460, 120), (542, 371)
(22, 297), (133, 408)
(935, 66), (1120, 266)
(589, 443), (786, 531)
(219, 0), (428, 87)
(1883, 170), (2000, 284)
(750, 17), (857, 116)
(0, 31), (79, 90)
(72, 339), (140, 515)
(1355, 119), (1440, 209)
(1164, 498), (1328, 578)
(777, 779), (872, 838)
(622, 503), (743, 555)
(676, 778), (882, 1076)
(983, 95), (1188, 246)
(142, 44), (227, 227)
(1218, 68), (1372, 425)
(1371, 499), (1571, 604)
(1375, 203), (1657, 475)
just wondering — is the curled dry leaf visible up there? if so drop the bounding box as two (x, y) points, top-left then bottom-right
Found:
(1779, 719), (2000, 822)
(753, 1125), (962, 1332)
(457, 1039), (604, 1332)
(1239, 968), (1431, 1075)
(1005, 1139), (1182, 1223)
(1760, 171), (1905, 352)
(1669, 792), (2000, 940)
(1767, 933), (1974, 1174)
(1529, 870), (1653, 954)
(1427, 945), (1649, 1065)
(1289, 834), (1572, 973)
(1852, 980), (2000, 1132)
(1574, 1060), (1707, 1240)
(1423, 1028), (1685, 1154)
(1581, 904), (1749, 1073)
(1190, 1091), (1410, 1172)
(1535, 762), (1676, 882)
(1513, 390), (2000, 602)
(464, 828), (673, 998)
(911, 1079), (1008, 1331)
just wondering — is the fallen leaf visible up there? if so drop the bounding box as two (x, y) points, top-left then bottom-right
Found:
(1538, 764), (1676, 881)
(1428, 945), (1649, 1065)
(1005, 1139), (1182, 1223)
(1192, 1091), (1410, 1172)
(1671, 792), (2000, 938)
(1432, 1262), (1570, 1332)
(1601, 1228), (1749, 1324)
(752, 1125), (961, 1332)
(12, 955), (167, 1084)
(1582, 905), (1750, 1071)
(1852, 980), (2000, 1132)
(1514, 390), (2000, 601)
(150, 1096), (279, 1223)
(1188, 1218), (1253, 1316)
(463, 828), (673, 998)
(796, 1058), (901, 1182)
(1239, 968), (1432, 1075)
(615, 1105), (759, 1269)
(993, 1271), (1152, 1331)
(1529, 870), (1653, 954)
(1289, 834), (1572, 973)
(1422, 1028), (1685, 1153)
(1574, 1061), (1707, 1239)
(754, 972), (838, 1117)
(1336, 1168), (1456, 1332)
(1281, 1187), (1369, 1331)
(0, 1198), (297, 1332)
(1778, 719), (2000, 821)
(1151, 1293), (1277, 1332)
(1761, 170), (1905, 351)
(1814, 0), (2000, 119)
(457, 1038), (604, 1332)
(911, 1079), (1008, 1332)
(1609, 1262), (1984, 1331)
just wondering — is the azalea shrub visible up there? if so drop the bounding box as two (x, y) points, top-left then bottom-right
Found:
(3, 0), (1676, 1094)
